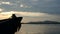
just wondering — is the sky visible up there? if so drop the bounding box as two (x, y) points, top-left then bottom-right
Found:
(0, 0), (60, 23)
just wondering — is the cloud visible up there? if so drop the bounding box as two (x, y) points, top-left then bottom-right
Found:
(20, 4), (32, 8)
(31, 0), (39, 2)
(0, 11), (42, 17)
(0, 11), (60, 17)
(29, 0), (39, 5)
(2, 2), (10, 4)
(0, 13), (11, 19)
(43, 0), (55, 2)
(0, 1), (12, 5)
(0, 0), (60, 15)
(0, 11), (60, 22)
(0, 8), (3, 11)
(20, 4), (24, 8)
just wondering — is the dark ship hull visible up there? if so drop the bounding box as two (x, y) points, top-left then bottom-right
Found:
(0, 14), (23, 34)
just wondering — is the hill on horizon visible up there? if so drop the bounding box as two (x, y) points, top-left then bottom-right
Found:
(22, 21), (60, 24)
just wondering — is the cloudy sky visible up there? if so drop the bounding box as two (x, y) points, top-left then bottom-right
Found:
(0, 0), (60, 23)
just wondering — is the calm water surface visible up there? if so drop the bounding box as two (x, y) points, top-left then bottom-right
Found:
(16, 24), (60, 34)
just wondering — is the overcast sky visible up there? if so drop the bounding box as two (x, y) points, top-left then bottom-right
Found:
(0, 0), (60, 22)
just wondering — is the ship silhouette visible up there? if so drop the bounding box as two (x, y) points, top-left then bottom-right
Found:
(0, 14), (23, 34)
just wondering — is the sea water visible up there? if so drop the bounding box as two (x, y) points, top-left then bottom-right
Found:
(16, 24), (60, 34)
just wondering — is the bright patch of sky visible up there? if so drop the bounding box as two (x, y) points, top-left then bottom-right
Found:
(0, 11), (60, 22)
(0, 8), (3, 11)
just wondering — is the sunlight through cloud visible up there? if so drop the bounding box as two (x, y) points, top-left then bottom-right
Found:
(20, 4), (24, 8)
(20, 4), (32, 8)
(0, 8), (3, 12)
(1, 1), (11, 5)
(0, 11), (60, 22)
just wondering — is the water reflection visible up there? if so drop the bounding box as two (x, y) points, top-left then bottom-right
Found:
(16, 24), (60, 34)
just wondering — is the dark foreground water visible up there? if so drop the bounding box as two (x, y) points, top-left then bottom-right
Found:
(16, 24), (60, 34)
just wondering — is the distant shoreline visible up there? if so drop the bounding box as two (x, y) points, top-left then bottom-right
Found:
(21, 21), (60, 24)
(21, 23), (60, 24)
